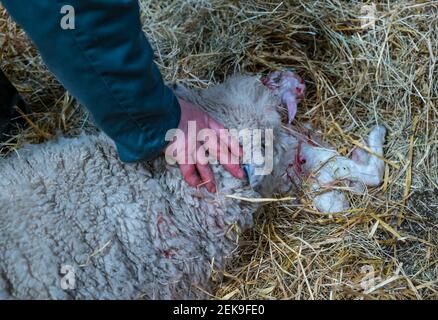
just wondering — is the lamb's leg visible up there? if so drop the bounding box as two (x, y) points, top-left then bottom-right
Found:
(311, 189), (350, 213)
(301, 126), (386, 213)
(339, 125), (386, 186)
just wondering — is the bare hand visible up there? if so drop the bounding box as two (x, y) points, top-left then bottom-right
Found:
(165, 98), (245, 192)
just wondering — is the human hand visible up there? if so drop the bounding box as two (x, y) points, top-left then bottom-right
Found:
(165, 98), (245, 193)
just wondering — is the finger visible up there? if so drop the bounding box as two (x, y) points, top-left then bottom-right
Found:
(195, 142), (216, 192)
(222, 161), (246, 180)
(208, 116), (243, 158)
(196, 162), (216, 193)
(203, 137), (245, 179)
(179, 164), (201, 187)
(221, 130), (243, 158)
(212, 137), (245, 179)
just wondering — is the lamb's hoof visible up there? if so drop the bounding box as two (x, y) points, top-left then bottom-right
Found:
(369, 125), (387, 145)
(352, 125), (386, 165)
(313, 191), (350, 213)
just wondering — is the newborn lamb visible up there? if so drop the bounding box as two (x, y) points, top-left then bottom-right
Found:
(0, 71), (386, 299)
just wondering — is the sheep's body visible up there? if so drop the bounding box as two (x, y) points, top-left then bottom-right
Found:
(0, 133), (259, 299)
(0, 75), (286, 299)
(0, 73), (386, 299)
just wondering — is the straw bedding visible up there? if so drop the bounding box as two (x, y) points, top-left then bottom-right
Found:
(1, 0), (437, 299)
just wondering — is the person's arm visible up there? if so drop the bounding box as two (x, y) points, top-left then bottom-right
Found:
(2, 0), (180, 162)
(3, 0), (245, 191)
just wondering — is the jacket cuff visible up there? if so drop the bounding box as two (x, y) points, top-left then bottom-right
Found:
(115, 92), (181, 163)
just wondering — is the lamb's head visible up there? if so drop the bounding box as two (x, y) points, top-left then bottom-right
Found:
(172, 71), (305, 197)
(261, 70), (306, 123)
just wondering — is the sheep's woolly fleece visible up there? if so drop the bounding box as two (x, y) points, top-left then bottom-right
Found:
(0, 76), (289, 299)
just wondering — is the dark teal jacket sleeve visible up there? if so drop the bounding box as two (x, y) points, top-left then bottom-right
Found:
(2, 0), (181, 162)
